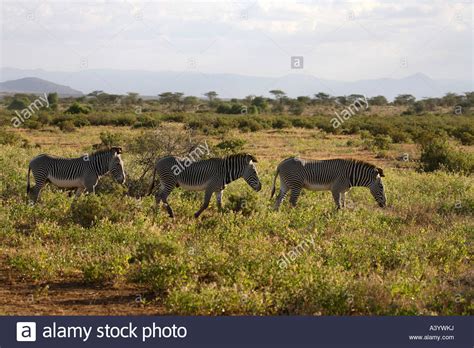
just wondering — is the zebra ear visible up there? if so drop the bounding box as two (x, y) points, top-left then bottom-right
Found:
(112, 146), (123, 154)
(376, 167), (385, 177)
(248, 154), (258, 163)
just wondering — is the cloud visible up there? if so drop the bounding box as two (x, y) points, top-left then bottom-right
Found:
(1, 0), (471, 80)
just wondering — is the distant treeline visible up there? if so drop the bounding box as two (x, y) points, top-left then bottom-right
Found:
(2, 90), (474, 117)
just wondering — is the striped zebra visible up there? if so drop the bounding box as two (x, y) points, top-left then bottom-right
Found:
(271, 157), (386, 210)
(149, 153), (262, 218)
(27, 147), (126, 203)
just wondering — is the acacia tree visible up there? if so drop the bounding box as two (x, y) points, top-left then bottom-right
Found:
(369, 95), (388, 106)
(158, 92), (183, 109)
(314, 92), (331, 105)
(126, 125), (202, 197)
(394, 94), (416, 106)
(204, 91), (218, 102)
(183, 96), (200, 111)
(269, 90), (286, 103)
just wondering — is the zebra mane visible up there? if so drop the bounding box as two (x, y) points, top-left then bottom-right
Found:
(347, 158), (377, 169)
(224, 153), (257, 162)
(90, 147), (122, 157)
(347, 158), (384, 176)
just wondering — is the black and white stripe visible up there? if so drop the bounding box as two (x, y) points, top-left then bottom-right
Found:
(27, 147), (125, 203)
(271, 157), (386, 209)
(149, 153), (262, 218)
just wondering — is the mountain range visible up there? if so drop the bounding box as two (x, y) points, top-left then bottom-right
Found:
(0, 77), (83, 97)
(0, 67), (471, 100)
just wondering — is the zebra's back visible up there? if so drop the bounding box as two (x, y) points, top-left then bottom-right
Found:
(156, 156), (223, 190)
(30, 154), (89, 181)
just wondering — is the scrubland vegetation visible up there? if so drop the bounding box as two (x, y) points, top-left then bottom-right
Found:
(0, 90), (472, 315)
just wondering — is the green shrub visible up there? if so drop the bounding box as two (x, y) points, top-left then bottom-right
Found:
(225, 192), (258, 216)
(58, 120), (76, 132)
(72, 115), (91, 127)
(0, 129), (23, 145)
(133, 115), (159, 128)
(162, 114), (184, 122)
(95, 131), (124, 148)
(372, 134), (392, 150)
(7, 96), (30, 110)
(272, 118), (292, 129)
(215, 138), (246, 154)
(70, 194), (140, 228)
(237, 118), (263, 132)
(23, 119), (41, 129)
(66, 102), (91, 114)
(216, 103), (246, 114)
(420, 138), (474, 174)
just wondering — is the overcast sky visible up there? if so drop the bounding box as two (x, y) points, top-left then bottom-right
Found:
(1, 0), (472, 81)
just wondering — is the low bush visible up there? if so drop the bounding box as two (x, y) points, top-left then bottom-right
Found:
(58, 120), (76, 132)
(420, 138), (474, 174)
(66, 102), (91, 114)
(215, 138), (247, 154)
(70, 194), (140, 228)
(0, 129), (23, 145)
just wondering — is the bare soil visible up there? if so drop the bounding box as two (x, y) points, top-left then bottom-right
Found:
(0, 256), (165, 315)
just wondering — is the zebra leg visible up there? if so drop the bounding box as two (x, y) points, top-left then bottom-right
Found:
(289, 187), (302, 208)
(194, 190), (213, 218)
(84, 175), (99, 194)
(332, 190), (343, 209)
(30, 179), (47, 203)
(158, 186), (175, 218)
(216, 190), (224, 211)
(274, 183), (289, 211)
(340, 192), (346, 208)
(74, 187), (85, 198)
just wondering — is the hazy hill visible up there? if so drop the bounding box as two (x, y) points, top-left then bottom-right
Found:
(1, 68), (471, 99)
(0, 77), (83, 97)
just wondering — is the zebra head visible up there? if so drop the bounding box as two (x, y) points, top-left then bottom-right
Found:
(242, 154), (262, 192)
(369, 167), (386, 207)
(109, 147), (126, 184)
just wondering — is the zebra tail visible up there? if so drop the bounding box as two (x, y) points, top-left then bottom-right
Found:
(26, 166), (31, 196)
(147, 166), (157, 195)
(270, 168), (279, 199)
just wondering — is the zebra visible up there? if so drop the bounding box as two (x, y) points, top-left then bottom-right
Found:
(148, 153), (262, 218)
(27, 147), (126, 203)
(271, 157), (386, 210)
